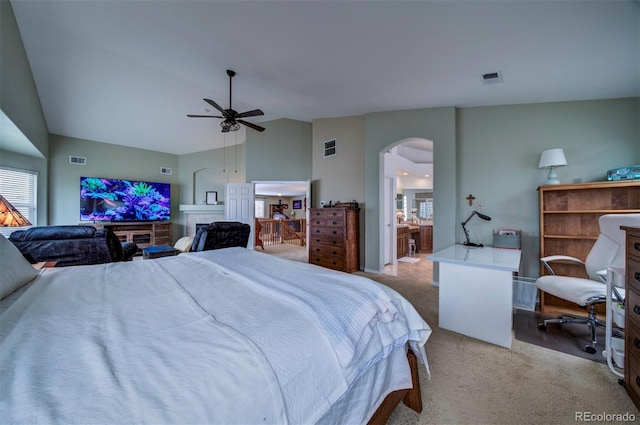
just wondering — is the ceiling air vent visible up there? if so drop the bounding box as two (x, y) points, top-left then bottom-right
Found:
(323, 139), (336, 158)
(481, 71), (503, 84)
(161, 167), (173, 175)
(69, 155), (86, 165)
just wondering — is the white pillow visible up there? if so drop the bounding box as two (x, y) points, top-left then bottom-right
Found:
(174, 236), (194, 253)
(0, 234), (39, 299)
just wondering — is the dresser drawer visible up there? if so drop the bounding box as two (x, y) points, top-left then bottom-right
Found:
(309, 254), (345, 270)
(309, 243), (345, 257)
(628, 257), (640, 293)
(310, 236), (344, 248)
(628, 234), (640, 260)
(310, 226), (344, 237)
(310, 209), (345, 219)
(628, 288), (640, 328)
(627, 345), (640, 406)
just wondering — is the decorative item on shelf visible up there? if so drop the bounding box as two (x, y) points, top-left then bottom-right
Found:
(206, 191), (218, 205)
(397, 210), (405, 224)
(461, 209), (492, 247)
(411, 208), (418, 224)
(538, 148), (567, 185)
(0, 195), (31, 227)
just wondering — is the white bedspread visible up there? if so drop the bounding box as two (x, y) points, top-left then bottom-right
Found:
(0, 248), (431, 424)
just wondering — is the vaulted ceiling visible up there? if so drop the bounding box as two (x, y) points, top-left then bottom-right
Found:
(8, 0), (639, 156)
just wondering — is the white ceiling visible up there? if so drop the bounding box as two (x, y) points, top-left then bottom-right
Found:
(8, 0), (639, 157)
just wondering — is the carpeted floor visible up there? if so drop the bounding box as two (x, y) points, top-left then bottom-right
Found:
(356, 259), (638, 425)
(259, 248), (639, 424)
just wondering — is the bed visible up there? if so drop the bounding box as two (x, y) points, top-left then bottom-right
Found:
(0, 234), (431, 424)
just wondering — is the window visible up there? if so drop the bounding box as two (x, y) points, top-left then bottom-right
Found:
(0, 167), (37, 237)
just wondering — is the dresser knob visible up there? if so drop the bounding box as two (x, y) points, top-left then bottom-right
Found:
(635, 337), (640, 349)
(636, 376), (640, 388)
(635, 272), (640, 282)
(635, 305), (640, 315)
(635, 242), (640, 251)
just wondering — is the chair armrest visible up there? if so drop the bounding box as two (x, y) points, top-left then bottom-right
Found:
(540, 255), (585, 275)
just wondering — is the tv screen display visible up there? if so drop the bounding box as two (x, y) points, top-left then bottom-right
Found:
(80, 177), (170, 222)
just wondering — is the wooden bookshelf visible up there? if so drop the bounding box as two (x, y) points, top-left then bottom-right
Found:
(538, 180), (640, 316)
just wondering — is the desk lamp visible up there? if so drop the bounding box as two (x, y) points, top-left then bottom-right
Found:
(538, 148), (567, 185)
(461, 210), (491, 247)
(0, 195), (31, 227)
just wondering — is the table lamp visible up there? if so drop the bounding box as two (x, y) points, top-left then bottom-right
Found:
(538, 148), (567, 185)
(0, 195), (31, 227)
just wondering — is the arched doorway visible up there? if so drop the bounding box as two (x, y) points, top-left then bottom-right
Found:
(381, 138), (433, 267)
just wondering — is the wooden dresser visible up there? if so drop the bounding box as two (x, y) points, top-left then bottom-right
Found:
(624, 225), (640, 409)
(538, 181), (640, 316)
(308, 207), (360, 272)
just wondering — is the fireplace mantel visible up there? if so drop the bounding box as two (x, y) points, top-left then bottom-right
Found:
(179, 204), (225, 213)
(179, 205), (226, 237)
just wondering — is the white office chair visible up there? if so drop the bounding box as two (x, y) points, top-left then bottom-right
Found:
(535, 213), (640, 354)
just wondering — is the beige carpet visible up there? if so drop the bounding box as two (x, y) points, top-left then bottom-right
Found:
(357, 260), (640, 425)
(258, 246), (639, 424)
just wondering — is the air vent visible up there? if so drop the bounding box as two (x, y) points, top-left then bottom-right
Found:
(481, 71), (503, 84)
(323, 139), (336, 158)
(161, 167), (172, 175)
(69, 155), (86, 165)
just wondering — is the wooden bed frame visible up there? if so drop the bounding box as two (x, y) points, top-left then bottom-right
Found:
(368, 349), (423, 425)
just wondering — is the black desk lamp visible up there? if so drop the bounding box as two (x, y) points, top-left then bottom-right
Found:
(461, 210), (491, 247)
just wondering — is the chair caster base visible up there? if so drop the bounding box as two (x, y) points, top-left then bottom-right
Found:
(618, 378), (625, 386)
(585, 345), (597, 354)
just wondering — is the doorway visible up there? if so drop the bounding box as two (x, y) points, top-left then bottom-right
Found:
(381, 138), (433, 274)
(253, 180), (310, 263)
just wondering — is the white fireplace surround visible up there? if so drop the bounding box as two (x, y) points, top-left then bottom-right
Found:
(179, 204), (225, 237)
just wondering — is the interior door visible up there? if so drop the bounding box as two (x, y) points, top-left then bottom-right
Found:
(384, 176), (396, 265)
(225, 183), (255, 249)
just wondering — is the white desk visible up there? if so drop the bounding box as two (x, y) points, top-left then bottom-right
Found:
(428, 245), (521, 348)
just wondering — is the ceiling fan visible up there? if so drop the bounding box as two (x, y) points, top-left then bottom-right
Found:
(188, 70), (265, 133)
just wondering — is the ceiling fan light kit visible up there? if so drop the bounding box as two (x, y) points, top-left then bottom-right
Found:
(187, 69), (265, 133)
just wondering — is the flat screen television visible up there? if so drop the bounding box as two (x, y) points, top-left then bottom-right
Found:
(80, 177), (170, 222)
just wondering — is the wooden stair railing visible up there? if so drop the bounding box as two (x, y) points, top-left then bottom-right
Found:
(257, 219), (306, 246)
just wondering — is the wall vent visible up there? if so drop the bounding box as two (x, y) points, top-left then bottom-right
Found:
(481, 71), (503, 84)
(161, 167), (173, 175)
(323, 139), (337, 158)
(69, 155), (86, 165)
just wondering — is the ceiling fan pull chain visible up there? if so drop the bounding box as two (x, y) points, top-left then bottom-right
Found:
(222, 133), (226, 173)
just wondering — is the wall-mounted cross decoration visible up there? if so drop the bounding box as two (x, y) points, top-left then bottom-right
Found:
(466, 194), (476, 206)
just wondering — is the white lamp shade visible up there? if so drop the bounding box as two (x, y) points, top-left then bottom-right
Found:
(538, 148), (567, 168)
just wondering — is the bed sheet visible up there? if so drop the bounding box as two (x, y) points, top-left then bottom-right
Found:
(0, 248), (431, 424)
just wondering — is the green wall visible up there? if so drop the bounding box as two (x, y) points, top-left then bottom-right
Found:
(0, 0), (49, 224)
(48, 134), (179, 236)
(245, 118), (312, 182)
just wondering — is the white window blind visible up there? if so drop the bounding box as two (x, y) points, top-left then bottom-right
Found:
(0, 167), (37, 236)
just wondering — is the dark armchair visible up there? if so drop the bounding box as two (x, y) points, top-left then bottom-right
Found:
(9, 225), (138, 267)
(190, 221), (250, 252)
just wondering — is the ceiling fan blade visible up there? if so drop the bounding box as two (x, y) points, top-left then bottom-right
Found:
(187, 114), (225, 118)
(235, 109), (264, 119)
(203, 98), (228, 116)
(238, 119), (265, 132)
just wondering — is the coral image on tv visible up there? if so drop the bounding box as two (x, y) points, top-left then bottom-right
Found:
(80, 177), (171, 222)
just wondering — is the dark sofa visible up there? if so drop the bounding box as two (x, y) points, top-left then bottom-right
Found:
(9, 225), (138, 267)
(190, 221), (251, 252)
